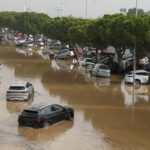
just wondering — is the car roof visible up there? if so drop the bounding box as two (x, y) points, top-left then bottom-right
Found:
(25, 103), (61, 111)
(10, 81), (28, 87)
(135, 70), (149, 73)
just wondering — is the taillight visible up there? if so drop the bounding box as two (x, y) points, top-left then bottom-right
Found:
(31, 116), (40, 121)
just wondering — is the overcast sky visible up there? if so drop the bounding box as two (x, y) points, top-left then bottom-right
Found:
(0, 0), (149, 18)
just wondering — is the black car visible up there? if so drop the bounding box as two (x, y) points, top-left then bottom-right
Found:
(18, 103), (74, 128)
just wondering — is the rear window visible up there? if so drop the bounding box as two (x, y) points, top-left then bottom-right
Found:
(22, 110), (38, 116)
(9, 86), (25, 90)
(100, 65), (109, 69)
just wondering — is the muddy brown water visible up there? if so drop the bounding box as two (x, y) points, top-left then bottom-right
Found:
(0, 46), (150, 150)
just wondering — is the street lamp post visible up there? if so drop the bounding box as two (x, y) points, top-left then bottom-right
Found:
(131, 0), (138, 129)
(135, 0), (138, 16)
(133, 0), (138, 86)
(85, 0), (87, 18)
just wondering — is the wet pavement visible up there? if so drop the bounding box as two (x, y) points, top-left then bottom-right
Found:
(0, 46), (150, 150)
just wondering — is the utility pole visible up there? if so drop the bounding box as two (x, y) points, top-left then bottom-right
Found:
(85, 0), (87, 19)
(133, 0), (137, 86)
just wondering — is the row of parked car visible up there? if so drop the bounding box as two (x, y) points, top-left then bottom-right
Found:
(6, 81), (74, 128)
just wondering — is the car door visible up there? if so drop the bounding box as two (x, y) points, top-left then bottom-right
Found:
(51, 106), (65, 122)
(43, 106), (55, 123)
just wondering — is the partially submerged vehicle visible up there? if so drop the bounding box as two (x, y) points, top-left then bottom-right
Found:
(99, 52), (119, 74)
(79, 57), (95, 67)
(18, 103), (74, 128)
(6, 81), (34, 101)
(124, 70), (150, 85)
(15, 39), (26, 47)
(49, 49), (75, 59)
(91, 63), (111, 78)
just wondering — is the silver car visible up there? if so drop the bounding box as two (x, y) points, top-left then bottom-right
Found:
(6, 81), (34, 101)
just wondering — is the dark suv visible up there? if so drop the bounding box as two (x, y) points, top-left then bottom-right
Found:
(18, 103), (74, 128)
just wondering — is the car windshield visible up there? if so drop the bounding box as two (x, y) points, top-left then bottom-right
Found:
(9, 86), (25, 90)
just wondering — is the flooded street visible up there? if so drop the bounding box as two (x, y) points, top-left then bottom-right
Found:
(1, 46), (150, 150)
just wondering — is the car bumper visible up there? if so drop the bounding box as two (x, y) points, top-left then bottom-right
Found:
(18, 120), (41, 128)
(6, 96), (28, 101)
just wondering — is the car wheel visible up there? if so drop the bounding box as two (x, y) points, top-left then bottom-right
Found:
(66, 112), (72, 120)
(42, 121), (49, 128)
(135, 79), (141, 86)
(54, 56), (58, 60)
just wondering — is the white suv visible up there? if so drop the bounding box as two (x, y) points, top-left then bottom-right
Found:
(6, 81), (34, 101)
(124, 70), (150, 85)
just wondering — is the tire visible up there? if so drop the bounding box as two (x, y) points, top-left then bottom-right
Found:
(18, 123), (22, 127)
(54, 56), (58, 60)
(42, 121), (49, 128)
(66, 113), (71, 120)
(135, 79), (141, 86)
(66, 112), (73, 120)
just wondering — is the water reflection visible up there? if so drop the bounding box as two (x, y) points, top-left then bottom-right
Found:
(37, 49), (50, 60)
(6, 96), (34, 114)
(121, 82), (149, 106)
(84, 73), (110, 88)
(51, 60), (75, 72)
(16, 47), (33, 56)
(18, 121), (74, 143)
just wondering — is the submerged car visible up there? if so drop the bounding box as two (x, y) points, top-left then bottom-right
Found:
(91, 63), (111, 78)
(18, 103), (74, 128)
(54, 49), (74, 59)
(79, 57), (95, 67)
(6, 81), (34, 101)
(124, 70), (150, 85)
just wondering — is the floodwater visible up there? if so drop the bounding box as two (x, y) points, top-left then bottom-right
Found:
(0, 46), (150, 150)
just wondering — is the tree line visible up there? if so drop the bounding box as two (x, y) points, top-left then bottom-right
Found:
(0, 11), (150, 60)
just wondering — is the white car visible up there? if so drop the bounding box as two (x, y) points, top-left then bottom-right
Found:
(15, 39), (26, 46)
(79, 58), (95, 66)
(124, 70), (150, 85)
(6, 81), (34, 101)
